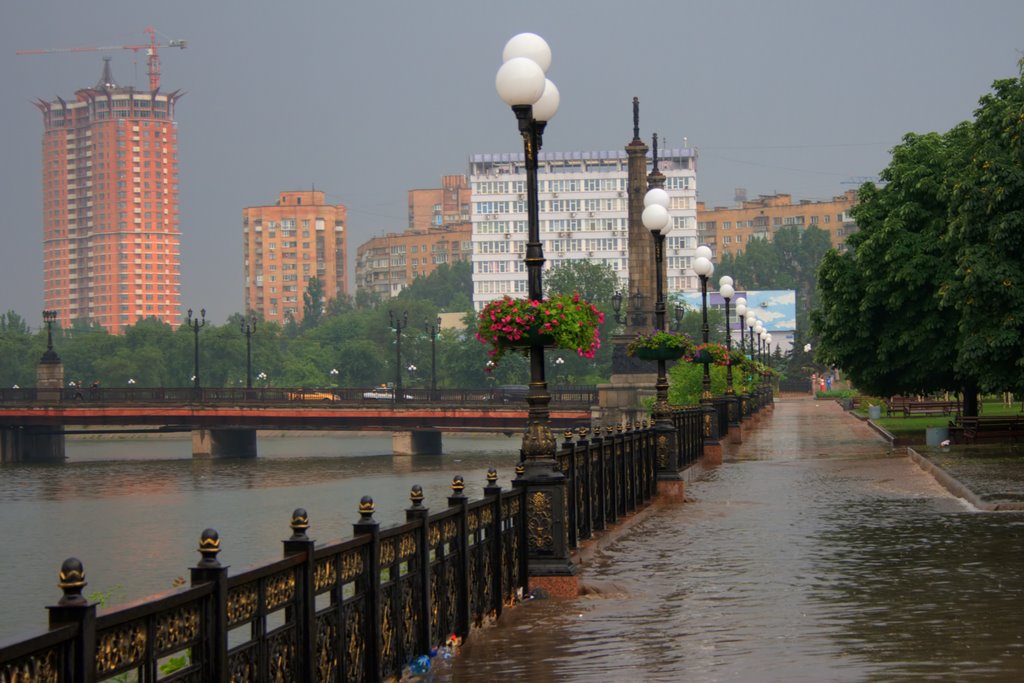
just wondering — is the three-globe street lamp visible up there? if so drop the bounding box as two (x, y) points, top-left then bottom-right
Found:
(240, 315), (257, 389)
(186, 308), (206, 392)
(389, 310), (409, 404)
(692, 245), (715, 401)
(495, 32), (560, 462)
(496, 32), (574, 579)
(329, 368), (339, 387)
(642, 183), (673, 433)
(425, 317), (441, 400)
(719, 276), (735, 395)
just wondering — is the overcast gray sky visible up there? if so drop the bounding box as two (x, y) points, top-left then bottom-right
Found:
(3, 0), (1022, 326)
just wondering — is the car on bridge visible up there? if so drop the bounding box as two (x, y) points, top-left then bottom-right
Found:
(287, 390), (339, 402)
(362, 385), (414, 401)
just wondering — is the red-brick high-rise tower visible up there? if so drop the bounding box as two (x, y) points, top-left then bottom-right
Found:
(35, 57), (183, 333)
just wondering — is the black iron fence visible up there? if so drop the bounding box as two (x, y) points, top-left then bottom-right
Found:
(0, 385), (598, 410)
(0, 408), (720, 682)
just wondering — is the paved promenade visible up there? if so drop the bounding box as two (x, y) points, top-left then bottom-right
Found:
(435, 396), (1024, 682)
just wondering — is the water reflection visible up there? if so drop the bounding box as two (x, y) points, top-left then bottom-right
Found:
(0, 432), (520, 641)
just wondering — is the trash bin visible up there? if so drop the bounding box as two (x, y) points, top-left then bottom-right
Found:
(926, 427), (949, 447)
(868, 405), (881, 420)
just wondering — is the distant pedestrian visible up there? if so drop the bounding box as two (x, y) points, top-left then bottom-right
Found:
(826, 376), (832, 391)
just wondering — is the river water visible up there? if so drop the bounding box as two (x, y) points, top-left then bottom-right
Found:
(0, 432), (521, 642)
(444, 399), (1024, 682)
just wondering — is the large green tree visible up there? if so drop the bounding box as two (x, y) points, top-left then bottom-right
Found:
(812, 127), (973, 401)
(945, 60), (1024, 392)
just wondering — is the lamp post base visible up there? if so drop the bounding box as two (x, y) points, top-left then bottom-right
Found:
(656, 478), (686, 503)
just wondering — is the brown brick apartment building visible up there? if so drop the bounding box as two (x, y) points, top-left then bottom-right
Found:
(356, 176), (472, 299)
(697, 190), (858, 258)
(243, 190), (347, 325)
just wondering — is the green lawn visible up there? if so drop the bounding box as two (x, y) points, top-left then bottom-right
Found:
(857, 400), (1023, 437)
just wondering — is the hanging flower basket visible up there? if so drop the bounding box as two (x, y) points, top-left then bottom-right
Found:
(495, 323), (555, 349)
(686, 342), (730, 366)
(635, 345), (687, 361)
(626, 330), (694, 361)
(476, 292), (604, 368)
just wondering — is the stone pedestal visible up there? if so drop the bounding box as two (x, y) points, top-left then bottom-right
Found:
(392, 430), (442, 456)
(192, 428), (258, 458)
(1, 426), (65, 463)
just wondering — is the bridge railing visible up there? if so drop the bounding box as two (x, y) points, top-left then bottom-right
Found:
(0, 385), (598, 409)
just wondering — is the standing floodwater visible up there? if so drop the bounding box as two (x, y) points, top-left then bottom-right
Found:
(446, 398), (1024, 682)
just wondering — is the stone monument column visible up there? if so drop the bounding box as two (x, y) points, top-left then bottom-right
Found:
(599, 98), (655, 427)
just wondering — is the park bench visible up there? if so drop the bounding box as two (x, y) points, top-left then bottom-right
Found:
(949, 415), (1024, 444)
(903, 400), (960, 417)
(886, 396), (915, 416)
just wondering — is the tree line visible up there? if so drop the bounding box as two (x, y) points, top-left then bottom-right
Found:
(812, 59), (1024, 414)
(2, 230), (824, 391)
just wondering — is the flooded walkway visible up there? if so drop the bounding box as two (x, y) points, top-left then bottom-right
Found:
(444, 397), (1024, 682)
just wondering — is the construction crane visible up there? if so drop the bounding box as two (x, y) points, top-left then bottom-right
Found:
(16, 26), (186, 91)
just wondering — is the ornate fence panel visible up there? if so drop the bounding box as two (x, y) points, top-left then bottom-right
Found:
(426, 508), (463, 649)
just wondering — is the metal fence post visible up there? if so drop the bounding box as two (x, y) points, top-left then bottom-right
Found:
(405, 485), (432, 652)
(483, 468), (504, 619)
(282, 509), (316, 683)
(353, 496), (381, 682)
(447, 475), (472, 637)
(190, 529), (228, 683)
(46, 558), (97, 683)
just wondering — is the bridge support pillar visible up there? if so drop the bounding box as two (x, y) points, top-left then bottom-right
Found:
(1, 426), (65, 464)
(392, 430), (442, 456)
(192, 428), (258, 459)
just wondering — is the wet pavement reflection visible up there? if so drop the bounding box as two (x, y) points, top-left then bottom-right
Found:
(445, 398), (1024, 682)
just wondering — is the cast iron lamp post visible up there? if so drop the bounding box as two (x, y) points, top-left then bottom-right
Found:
(644, 183), (689, 480)
(496, 31), (573, 579)
(692, 246), (715, 401)
(748, 315), (758, 358)
(425, 317), (441, 399)
(329, 368), (339, 387)
(41, 310), (59, 362)
(734, 297), (747, 359)
(389, 310), (408, 404)
(642, 185), (672, 404)
(186, 308), (206, 392)
(719, 276), (735, 394)
(240, 316), (257, 389)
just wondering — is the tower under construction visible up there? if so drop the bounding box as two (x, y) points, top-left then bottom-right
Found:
(35, 57), (183, 333)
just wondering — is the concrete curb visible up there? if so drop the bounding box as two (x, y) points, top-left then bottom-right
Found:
(906, 446), (1024, 511)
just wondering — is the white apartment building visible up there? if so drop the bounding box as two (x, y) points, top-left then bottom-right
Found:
(469, 148), (698, 310)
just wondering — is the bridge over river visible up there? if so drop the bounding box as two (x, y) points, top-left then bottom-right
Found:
(0, 385), (595, 461)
